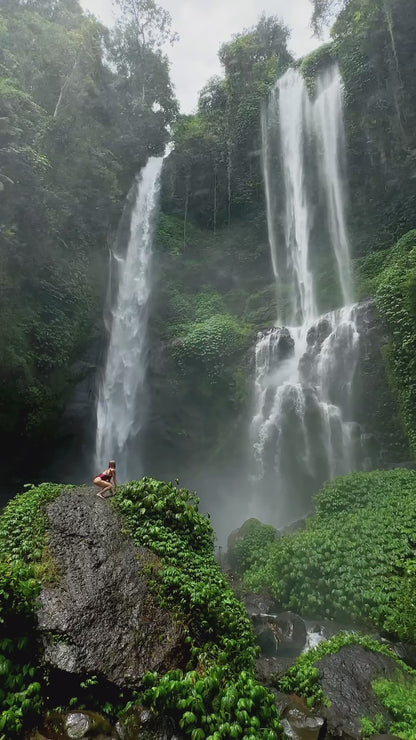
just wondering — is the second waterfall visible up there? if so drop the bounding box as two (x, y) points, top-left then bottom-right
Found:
(95, 157), (163, 482)
(251, 65), (363, 525)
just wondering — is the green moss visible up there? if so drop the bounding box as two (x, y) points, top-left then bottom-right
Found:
(314, 258), (344, 313)
(244, 284), (277, 329)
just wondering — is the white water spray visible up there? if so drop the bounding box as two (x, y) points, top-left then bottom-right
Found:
(95, 157), (163, 481)
(252, 66), (361, 525)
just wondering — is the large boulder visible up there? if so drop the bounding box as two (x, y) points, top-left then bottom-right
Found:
(251, 611), (307, 658)
(317, 645), (409, 739)
(37, 487), (188, 691)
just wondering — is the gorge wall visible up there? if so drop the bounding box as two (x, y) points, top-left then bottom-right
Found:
(138, 4), (415, 534)
(2, 1), (416, 530)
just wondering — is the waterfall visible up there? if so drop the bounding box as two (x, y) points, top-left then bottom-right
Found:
(314, 69), (352, 306)
(95, 157), (163, 481)
(252, 65), (361, 525)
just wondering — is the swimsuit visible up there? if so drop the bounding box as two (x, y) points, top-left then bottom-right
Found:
(99, 473), (112, 482)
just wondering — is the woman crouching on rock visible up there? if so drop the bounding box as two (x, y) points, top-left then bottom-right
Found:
(94, 461), (117, 499)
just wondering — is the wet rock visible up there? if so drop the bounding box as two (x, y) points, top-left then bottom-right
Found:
(316, 318), (332, 344)
(280, 517), (307, 535)
(283, 708), (325, 740)
(391, 641), (416, 668)
(253, 619), (280, 656)
(275, 327), (295, 360)
(276, 694), (325, 740)
(116, 704), (184, 740)
(36, 710), (117, 739)
(274, 612), (307, 655)
(66, 713), (92, 739)
(252, 612), (307, 658)
(317, 645), (409, 738)
(243, 591), (278, 616)
(37, 488), (188, 693)
(255, 655), (296, 685)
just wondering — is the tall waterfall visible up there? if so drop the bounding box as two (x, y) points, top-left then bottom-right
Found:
(252, 66), (361, 525)
(95, 157), (163, 481)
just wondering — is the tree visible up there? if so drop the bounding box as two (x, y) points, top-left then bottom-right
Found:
(310, 0), (344, 35)
(112, 0), (178, 49)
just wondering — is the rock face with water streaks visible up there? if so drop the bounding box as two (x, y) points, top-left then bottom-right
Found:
(37, 487), (188, 690)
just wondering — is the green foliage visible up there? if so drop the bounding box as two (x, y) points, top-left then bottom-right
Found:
(114, 478), (283, 739)
(375, 233), (416, 456)
(0, 0), (176, 478)
(243, 285), (278, 328)
(163, 15), (292, 230)
(0, 483), (63, 736)
(384, 559), (416, 642)
(360, 713), (386, 737)
(330, 0), (416, 253)
(299, 43), (335, 94)
(244, 469), (416, 640)
(372, 675), (416, 739)
(175, 314), (251, 381)
(355, 230), (416, 457)
(228, 520), (278, 574)
(278, 631), (409, 708)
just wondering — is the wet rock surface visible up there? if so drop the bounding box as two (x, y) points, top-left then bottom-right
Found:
(116, 705), (185, 740)
(317, 645), (407, 739)
(243, 591), (279, 616)
(252, 611), (307, 657)
(32, 710), (118, 740)
(37, 487), (187, 690)
(274, 693), (325, 740)
(255, 655), (296, 685)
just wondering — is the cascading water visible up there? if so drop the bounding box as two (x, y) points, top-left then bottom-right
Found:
(252, 65), (362, 525)
(95, 156), (163, 481)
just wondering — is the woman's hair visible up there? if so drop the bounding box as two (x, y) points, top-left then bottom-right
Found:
(109, 460), (116, 469)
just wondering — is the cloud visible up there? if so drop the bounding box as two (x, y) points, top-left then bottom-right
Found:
(80, 0), (321, 113)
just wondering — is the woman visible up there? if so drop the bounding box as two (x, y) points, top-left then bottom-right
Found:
(93, 461), (117, 499)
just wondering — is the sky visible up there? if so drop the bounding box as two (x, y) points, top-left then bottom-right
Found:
(80, 0), (321, 113)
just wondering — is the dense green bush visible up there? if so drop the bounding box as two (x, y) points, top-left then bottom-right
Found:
(0, 0), (176, 479)
(244, 469), (416, 640)
(0, 483), (63, 736)
(331, 0), (416, 253)
(299, 43), (335, 95)
(115, 478), (282, 739)
(174, 314), (251, 381)
(371, 675), (416, 740)
(355, 230), (416, 455)
(228, 520), (278, 574)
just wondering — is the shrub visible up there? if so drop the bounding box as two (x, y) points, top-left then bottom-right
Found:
(244, 469), (416, 640)
(0, 483), (63, 736)
(115, 478), (283, 739)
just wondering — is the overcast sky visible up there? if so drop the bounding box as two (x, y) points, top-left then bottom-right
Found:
(80, 0), (320, 113)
